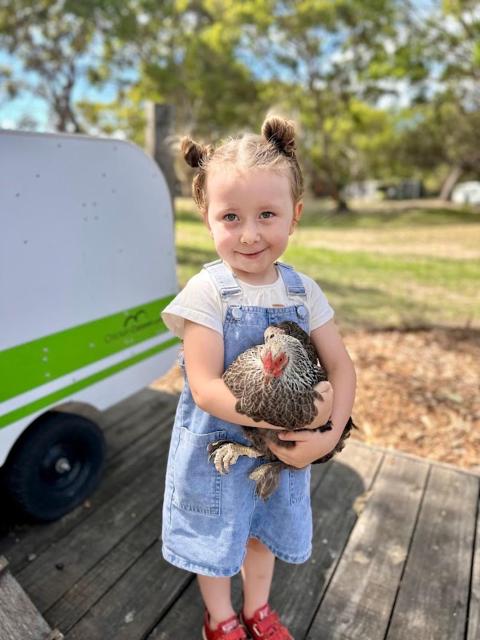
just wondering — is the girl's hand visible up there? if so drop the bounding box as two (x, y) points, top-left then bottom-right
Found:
(267, 430), (335, 468)
(304, 381), (334, 429)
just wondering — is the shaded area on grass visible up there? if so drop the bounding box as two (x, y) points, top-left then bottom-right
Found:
(299, 204), (480, 229)
(319, 279), (442, 331)
(175, 244), (216, 275)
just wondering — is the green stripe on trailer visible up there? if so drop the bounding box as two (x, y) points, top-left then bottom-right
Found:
(0, 336), (180, 429)
(0, 295), (175, 402)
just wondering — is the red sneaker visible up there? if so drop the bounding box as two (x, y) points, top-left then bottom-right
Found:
(202, 610), (248, 640)
(240, 604), (293, 640)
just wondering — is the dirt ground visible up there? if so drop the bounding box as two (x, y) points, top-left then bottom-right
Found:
(151, 328), (480, 474)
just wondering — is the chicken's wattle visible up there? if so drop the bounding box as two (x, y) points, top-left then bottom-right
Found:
(261, 349), (288, 377)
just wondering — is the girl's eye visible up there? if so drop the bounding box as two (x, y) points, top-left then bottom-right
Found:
(260, 211), (275, 219)
(223, 213), (238, 222)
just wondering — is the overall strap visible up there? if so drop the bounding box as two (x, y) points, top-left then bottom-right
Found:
(276, 261), (306, 298)
(203, 259), (242, 300)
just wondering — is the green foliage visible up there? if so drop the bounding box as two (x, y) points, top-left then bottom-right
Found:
(1, 0), (479, 199)
(0, 0), (109, 131)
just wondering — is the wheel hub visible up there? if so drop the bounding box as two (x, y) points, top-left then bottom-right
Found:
(55, 457), (72, 474)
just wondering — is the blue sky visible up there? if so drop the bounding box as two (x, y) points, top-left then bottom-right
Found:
(0, 50), (119, 131)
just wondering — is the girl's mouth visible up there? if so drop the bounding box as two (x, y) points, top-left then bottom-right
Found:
(239, 249), (265, 259)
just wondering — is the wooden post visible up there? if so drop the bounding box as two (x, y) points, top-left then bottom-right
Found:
(0, 555), (64, 639)
(145, 102), (178, 210)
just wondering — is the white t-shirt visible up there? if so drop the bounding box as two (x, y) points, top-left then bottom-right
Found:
(162, 262), (334, 339)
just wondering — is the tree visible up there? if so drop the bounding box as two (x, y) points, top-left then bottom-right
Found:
(392, 94), (480, 197)
(78, 1), (270, 144)
(386, 0), (480, 197)
(239, 0), (400, 210)
(0, 1), (111, 131)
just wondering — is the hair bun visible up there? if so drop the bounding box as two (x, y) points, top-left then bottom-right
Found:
(261, 116), (296, 157)
(181, 137), (212, 168)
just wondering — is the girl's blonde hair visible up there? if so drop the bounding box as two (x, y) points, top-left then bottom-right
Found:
(180, 116), (304, 214)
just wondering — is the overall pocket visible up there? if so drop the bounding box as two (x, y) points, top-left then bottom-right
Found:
(289, 465), (311, 505)
(172, 427), (227, 516)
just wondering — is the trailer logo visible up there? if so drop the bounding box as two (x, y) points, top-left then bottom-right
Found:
(124, 310), (147, 326)
(104, 308), (162, 343)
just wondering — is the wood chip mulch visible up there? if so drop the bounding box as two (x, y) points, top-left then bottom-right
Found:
(347, 328), (479, 474)
(151, 328), (480, 475)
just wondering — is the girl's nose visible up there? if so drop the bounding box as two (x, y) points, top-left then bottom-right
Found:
(240, 223), (260, 244)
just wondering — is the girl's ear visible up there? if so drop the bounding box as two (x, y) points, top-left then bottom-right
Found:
(289, 201), (303, 234)
(203, 211), (211, 232)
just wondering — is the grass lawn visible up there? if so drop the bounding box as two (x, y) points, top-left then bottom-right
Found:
(173, 198), (480, 331)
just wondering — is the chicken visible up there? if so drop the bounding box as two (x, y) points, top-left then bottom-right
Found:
(207, 321), (355, 499)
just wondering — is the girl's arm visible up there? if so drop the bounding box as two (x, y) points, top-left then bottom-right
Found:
(183, 319), (333, 430)
(268, 318), (356, 465)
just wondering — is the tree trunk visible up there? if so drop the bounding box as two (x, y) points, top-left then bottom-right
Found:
(440, 165), (463, 200)
(145, 102), (178, 210)
(330, 184), (350, 213)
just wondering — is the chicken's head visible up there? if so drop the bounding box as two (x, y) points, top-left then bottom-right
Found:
(260, 334), (303, 379)
(263, 325), (286, 343)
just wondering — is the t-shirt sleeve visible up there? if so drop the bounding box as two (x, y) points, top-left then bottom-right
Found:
(301, 274), (335, 331)
(161, 270), (223, 339)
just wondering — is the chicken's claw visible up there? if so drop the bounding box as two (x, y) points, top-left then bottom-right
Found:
(208, 440), (262, 474)
(249, 462), (284, 500)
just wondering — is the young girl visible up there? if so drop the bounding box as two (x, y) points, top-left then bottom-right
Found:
(161, 116), (356, 640)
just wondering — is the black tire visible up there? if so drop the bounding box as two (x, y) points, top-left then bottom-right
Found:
(3, 411), (106, 522)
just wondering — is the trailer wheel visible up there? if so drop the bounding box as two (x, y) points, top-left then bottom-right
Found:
(3, 411), (106, 522)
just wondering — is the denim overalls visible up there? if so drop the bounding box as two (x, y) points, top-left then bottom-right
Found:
(161, 260), (313, 577)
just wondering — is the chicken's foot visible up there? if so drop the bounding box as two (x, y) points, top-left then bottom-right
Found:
(207, 440), (262, 474)
(249, 462), (284, 501)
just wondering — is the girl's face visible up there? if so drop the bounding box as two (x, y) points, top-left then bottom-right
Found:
(204, 167), (303, 285)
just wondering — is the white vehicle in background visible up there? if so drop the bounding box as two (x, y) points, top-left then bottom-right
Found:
(451, 181), (480, 205)
(0, 130), (179, 521)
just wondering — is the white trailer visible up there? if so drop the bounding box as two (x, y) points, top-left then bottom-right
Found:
(0, 130), (179, 521)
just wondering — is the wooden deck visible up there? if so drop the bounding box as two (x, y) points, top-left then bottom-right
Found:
(1, 387), (479, 640)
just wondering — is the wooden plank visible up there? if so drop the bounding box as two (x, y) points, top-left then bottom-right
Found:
(468, 496), (480, 640)
(1, 405), (174, 572)
(350, 438), (480, 480)
(263, 443), (383, 640)
(103, 389), (177, 457)
(146, 441), (382, 639)
(0, 555), (61, 640)
(64, 547), (193, 640)
(305, 452), (428, 640)
(17, 446), (169, 613)
(386, 465), (479, 640)
(102, 386), (178, 431)
(44, 504), (162, 633)
(145, 574), (215, 639)
(0, 555), (8, 575)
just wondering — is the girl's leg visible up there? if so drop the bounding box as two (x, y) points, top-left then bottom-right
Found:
(240, 537), (275, 617)
(197, 575), (236, 629)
